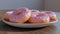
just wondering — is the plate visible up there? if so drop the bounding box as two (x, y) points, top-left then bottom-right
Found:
(2, 19), (58, 28)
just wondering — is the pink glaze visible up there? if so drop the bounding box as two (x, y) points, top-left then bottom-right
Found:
(9, 7), (31, 23)
(4, 11), (13, 17)
(29, 9), (40, 17)
(43, 11), (56, 17)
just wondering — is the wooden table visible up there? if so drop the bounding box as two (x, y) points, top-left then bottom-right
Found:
(0, 10), (60, 34)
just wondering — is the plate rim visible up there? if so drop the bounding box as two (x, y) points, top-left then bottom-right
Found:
(2, 19), (58, 25)
(2, 19), (58, 28)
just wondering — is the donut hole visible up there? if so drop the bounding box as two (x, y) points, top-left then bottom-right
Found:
(16, 12), (22, 15)
(36, 13), (46, 17)
(32, 10), (37, 12)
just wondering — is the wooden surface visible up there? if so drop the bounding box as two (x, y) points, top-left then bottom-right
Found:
(0, 10), (60, 34)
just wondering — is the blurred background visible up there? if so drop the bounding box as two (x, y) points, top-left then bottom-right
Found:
(0, 0), (60, 11)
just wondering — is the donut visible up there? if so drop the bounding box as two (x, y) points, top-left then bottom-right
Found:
(4, 11), (13, 21)
(9, 7), (31, 23)
(44, 11), (57, 22)
(28, 10), (49, 24)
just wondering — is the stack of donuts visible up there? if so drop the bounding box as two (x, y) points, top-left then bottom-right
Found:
(3, 7), (57, 24)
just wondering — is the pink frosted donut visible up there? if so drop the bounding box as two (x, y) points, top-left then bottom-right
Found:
(9, 7), (31, 23)
(28, 10), (49, 24)
(28, 9), (40, 22)
(44, 11), (57, 22)
(4, 11), (13, 21)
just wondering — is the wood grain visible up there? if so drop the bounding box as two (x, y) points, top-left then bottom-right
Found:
(0, 10), (60, 34)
